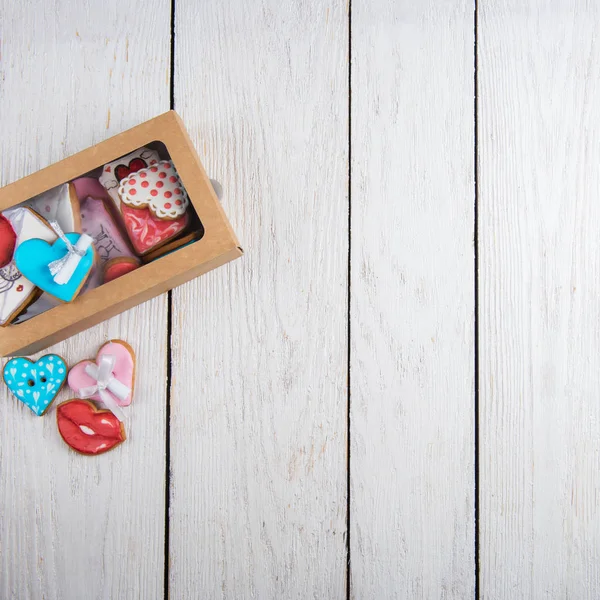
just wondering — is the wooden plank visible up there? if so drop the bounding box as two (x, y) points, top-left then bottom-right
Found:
(169, 0), (349, 597)
(479, 2), (600, 597)
(350, 1), (475, 597)
(0, 2), (170, 598)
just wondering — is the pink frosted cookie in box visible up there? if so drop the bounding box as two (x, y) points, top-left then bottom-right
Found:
(99, 148), (189, 256)
(79, 196), (140, 288)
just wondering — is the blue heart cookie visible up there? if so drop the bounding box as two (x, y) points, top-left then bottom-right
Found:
(14, 234), (95, 303)
(3, 354), (67, 416)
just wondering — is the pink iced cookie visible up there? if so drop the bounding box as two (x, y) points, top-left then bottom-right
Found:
(79, 196), (139, 288)
(121, 205), (189, 255)
(72, 177), (111, 202)
(68, 339), (136, 407)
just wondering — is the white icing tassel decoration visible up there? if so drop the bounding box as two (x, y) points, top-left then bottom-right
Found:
(47, 221), (93, 285)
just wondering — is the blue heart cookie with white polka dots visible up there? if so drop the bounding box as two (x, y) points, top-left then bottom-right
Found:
(3, 354), (67, 416)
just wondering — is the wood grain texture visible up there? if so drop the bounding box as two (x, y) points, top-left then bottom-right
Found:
(350, 1), (475, 598)
(479, 2), (600, 597)
(0, 2), (170, 598)
(169, 0), (349, 597)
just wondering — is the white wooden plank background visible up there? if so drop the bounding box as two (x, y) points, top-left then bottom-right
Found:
(350, 0), (475, 598)
(479, 2), (600, 598)
(2, 0), (600, 598)
(169, 1), (349, 597)
(0, 1), (170, 598)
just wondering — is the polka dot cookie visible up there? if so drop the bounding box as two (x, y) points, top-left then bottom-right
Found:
(3, 354), (68, 416)
(117, 160), (190, 220)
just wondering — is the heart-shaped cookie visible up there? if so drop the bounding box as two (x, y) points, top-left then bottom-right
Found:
(118, 160), (190, 220)
(3, 354), (67, 416)
(0, 215), (16, 268)
(68, 339), (135, 407)
(14, 233), (95, 303)
(56, 399), (126, 455)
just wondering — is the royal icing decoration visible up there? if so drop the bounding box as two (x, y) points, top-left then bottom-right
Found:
(3, 354), (67, 416)
(99, 147), (160, 207)
(14, 230), (95, 303)
(79, 196), (139, 288)
(98, 147), (189, 255)
(72, 176), (112, 203)
(56, 399), (126, 455)
(18, 182), (80, 233)
(0, 208), (57, 325)
(68, 340), (135, 421)
(121, 205), (189, 255)
(103, 257), (140, 283)
(0, 215), (16, 268)
(117, 160), (190, 220)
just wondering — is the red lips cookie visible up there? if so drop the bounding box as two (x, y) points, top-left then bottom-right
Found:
(56, 399), (126, 455)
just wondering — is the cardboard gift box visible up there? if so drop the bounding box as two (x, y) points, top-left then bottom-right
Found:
(0, 111), (242, 356)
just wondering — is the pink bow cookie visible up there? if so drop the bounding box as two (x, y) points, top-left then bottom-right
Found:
(68, 340), (136, 419)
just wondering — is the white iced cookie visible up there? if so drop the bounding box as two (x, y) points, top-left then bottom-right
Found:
(117, 160), (189, 220)
(19, 182), (81, 232)
(0, 207), (57, 326)
(99, 147), (160, 207)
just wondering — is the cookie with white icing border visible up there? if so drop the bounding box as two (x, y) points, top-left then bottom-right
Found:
(99, 147), (161, 208)
(99, 148), (190, 256)
(0, 207), (57, 326)
(117, 160), (190, 220)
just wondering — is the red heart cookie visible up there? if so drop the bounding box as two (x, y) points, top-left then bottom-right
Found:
(56, 399), (126, 455)
(0, 215), (17, 268)
(114, 157), (148, 183)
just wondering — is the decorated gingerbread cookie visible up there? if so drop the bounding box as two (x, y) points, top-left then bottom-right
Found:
(103, 257), (140, 283)
(71, 176), (112, 204)
(56, 399), (126, 455)
(0, 207), (58, 326)
(0, 214), (16, 268)
(15, 228), (95, 304)
(121, 205), (189, 255)
(99, 147), (161, 207)
(117, 161), (190, 220)
(19, 182), (81, 233)
(79, 196), (139, 287)
(3, 354), (67, 416)
(68, 339), (136, 422)
(99, 147), (190, 256)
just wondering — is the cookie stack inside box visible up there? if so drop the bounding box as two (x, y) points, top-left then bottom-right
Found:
(0, 142), (204, 327)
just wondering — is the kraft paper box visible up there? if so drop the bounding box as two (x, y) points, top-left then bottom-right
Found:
(0, 111), (242, 356)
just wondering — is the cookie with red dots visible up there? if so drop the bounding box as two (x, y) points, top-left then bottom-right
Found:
(98, 147), (160, 208)
(117, 160), (190, 220)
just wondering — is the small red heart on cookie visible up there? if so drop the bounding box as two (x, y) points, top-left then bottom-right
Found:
(115, 158), (148, 182)
(0, 215), (17, 268)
